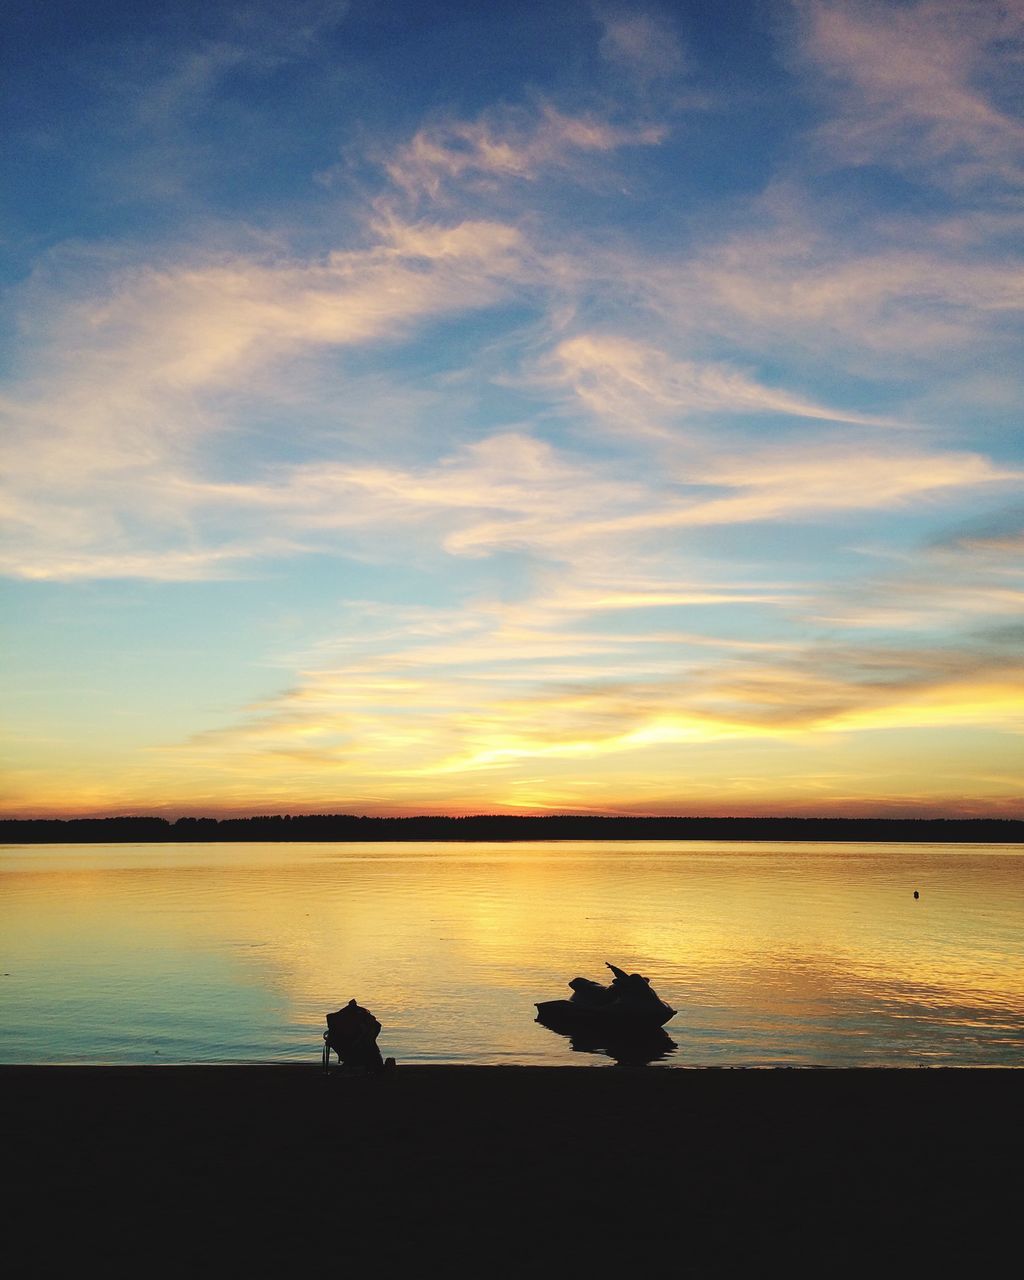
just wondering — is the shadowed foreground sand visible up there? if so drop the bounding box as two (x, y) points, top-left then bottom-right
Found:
(3, 1065), (1018, 1275)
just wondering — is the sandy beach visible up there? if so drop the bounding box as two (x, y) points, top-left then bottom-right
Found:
(3, 1065), (1018, 1274)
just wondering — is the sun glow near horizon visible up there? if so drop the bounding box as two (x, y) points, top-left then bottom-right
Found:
(2, 0), (1022, 821)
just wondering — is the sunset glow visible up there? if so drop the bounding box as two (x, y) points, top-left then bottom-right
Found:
(2, 0), (1022, 818)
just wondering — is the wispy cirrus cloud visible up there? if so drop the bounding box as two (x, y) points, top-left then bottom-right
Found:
(797, 0), (1024, 188)
(0, 216), (531, 579)
(654, 225), (1024, 367)
(61, 1), (352, 205)
(6, 46), (1020, 587)
(381, 102), (667, 201)
(596, 5), (687, 84)
(4, 367), (1016, 580)
(174, 427), (1017, 567)
(158, 578), (1024, 811)
(3, 0), (1022, 818)
(142, 439), (1024, 807)
(929, 506), (1024, 556)
(440, 441), (1016, 556)
(812, 508), (1024, 631)
(545, 333), (899, 431)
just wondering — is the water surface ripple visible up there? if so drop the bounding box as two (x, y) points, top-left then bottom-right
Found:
(1, 840), (1021, 1066)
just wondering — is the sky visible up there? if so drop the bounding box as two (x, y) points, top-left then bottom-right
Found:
(1, 0), (1022, 819)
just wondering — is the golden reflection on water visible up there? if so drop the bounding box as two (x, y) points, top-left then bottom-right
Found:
(1, 841), (1022, 1066)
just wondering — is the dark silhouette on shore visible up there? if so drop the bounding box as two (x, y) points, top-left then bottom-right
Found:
(3, 813), (1022, 843)
(536, 962), (678, 1066)
(322, 999), (394, 1076)
(537, 962), (676, 1029)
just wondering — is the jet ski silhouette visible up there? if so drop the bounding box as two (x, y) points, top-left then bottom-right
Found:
(535, 962), (676, 1034)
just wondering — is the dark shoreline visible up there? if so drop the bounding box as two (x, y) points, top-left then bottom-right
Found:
(4, 813), (1023, 842)
(4, 1065), (1018, 1272)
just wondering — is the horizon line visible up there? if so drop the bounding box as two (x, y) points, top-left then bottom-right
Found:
(3, 812), (1021, 826)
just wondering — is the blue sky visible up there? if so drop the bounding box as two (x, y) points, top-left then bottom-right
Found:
(2, 0), (1022, 817)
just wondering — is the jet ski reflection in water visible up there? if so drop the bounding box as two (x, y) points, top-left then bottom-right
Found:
(535, 963), (677, 1065)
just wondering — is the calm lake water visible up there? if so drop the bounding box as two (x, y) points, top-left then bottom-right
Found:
(1, 840), (1022, 1067)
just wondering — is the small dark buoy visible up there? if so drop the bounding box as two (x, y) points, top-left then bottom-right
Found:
(913, 890), (919, 899)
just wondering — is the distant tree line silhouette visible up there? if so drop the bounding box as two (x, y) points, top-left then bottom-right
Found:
(1, 814), (1021, 843)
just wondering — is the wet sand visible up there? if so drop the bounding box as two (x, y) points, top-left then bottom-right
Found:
(3, 1065), (1018, 1274)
